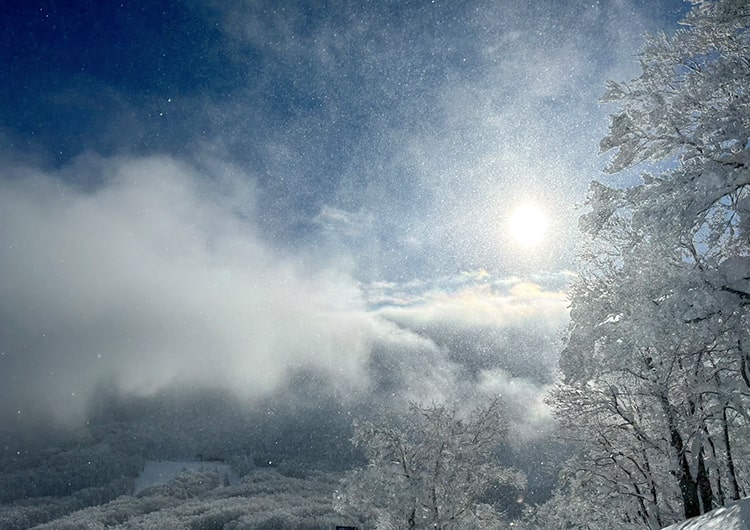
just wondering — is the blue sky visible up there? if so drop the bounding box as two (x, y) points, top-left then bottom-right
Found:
(0, 0), (688, 432)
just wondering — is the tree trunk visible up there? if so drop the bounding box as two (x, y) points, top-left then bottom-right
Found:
(740, 343), (750, 390)
(706, 433), (725, 506)
(723, 406), (741, 501)
(432, 484), (440, 528)
(679, 451), (701, 519)
(659, 392), (701, 519)
(696, 450), (714, 513)
(641, 448), (662, 528)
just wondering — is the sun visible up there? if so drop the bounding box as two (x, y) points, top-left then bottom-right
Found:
(508, 205), (549, 247)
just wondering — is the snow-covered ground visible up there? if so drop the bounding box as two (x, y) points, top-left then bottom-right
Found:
(133, 460), (240, 494)
(663, 498), (750, 530)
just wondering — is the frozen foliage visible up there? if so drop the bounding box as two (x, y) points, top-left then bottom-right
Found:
(0, 442), (142, 528)
(0, 444), (142, 503)
(543, 1), (750, 528)
(1, 468), (350, 530)
(335, 398), (526, 529)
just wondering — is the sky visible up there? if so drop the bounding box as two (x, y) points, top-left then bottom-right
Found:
(0, 0), (689, 439)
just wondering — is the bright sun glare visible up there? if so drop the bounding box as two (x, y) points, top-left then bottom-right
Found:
(508, 205), (549, 247)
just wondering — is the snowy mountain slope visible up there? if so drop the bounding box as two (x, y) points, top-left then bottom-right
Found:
(133, 460), (240, 494)
(663, 499), (750, 530)
(2, 468), (359, 530)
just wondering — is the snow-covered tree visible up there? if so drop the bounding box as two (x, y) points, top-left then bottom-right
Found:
(547, 1), (750, 527)
(334, 398), (525, 529)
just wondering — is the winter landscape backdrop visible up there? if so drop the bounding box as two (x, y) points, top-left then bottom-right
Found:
(1, 0), (749, 528)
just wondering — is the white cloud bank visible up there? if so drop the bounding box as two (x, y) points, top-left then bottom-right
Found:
(0, 155), (386, 424)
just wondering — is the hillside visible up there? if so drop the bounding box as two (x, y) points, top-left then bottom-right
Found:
(0, 467), (361, 530)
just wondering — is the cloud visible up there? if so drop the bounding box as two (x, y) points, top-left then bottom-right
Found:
(363, 273), (570, 431)
(477, 368), (556, 444)
(312, 205), (372, 239)
(0, 155), (390, 426)
(373, 275), (569, 331)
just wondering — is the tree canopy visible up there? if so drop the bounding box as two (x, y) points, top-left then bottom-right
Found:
(544, 1), (750, 528)
(335, 398), (525, 529)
